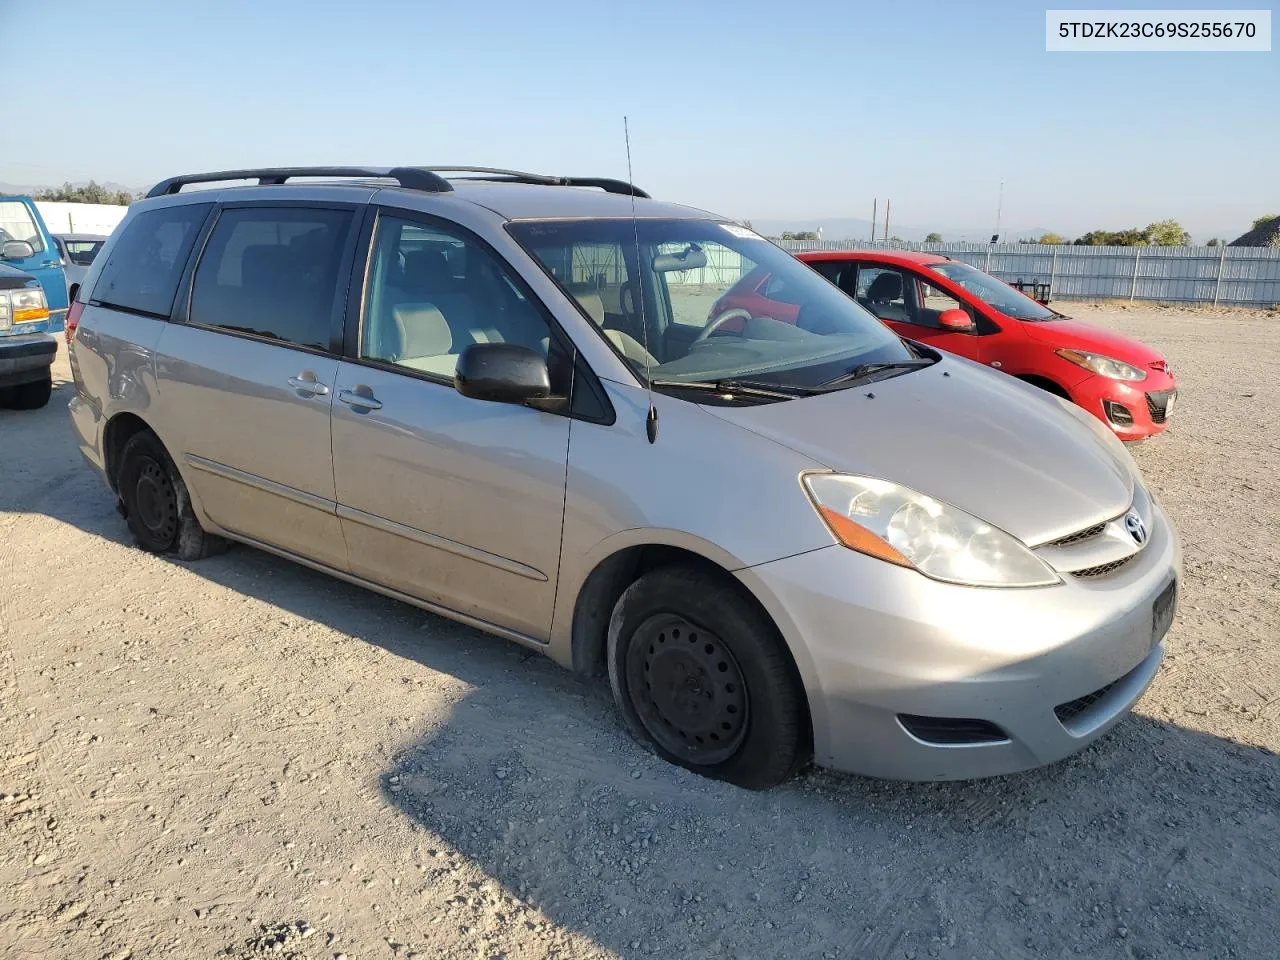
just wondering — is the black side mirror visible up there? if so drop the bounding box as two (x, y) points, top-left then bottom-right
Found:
(455, 343), (552, 405)
(1, 240), (35, 261)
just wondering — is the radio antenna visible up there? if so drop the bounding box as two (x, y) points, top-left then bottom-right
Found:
(625, 116), (658, 444)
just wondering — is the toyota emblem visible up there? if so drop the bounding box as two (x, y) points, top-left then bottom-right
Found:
(1124, 512), (1147, 545)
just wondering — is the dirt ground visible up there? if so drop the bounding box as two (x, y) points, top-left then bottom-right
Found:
(2, 303), (1278, 960)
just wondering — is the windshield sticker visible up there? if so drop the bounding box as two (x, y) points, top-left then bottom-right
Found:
(719, 223), (764, 241)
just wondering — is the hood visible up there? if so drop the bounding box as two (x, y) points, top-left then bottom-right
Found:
(1021, 317), (1166, 367)
(705, 358), (1135, 545)
(0, 262), (37, 289)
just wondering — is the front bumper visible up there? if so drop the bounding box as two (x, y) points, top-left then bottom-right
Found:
(0, 333), (57, 388)
(1072, 371), (1178, 441)
(737, 500), (1180, 780)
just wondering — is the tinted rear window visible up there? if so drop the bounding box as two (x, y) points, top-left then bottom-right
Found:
(189, 207), (353, 351)
(92, 204), (210, 316)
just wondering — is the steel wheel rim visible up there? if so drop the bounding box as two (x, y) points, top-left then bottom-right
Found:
(135, 457), (178, 543)
(624, 613), (749, 765)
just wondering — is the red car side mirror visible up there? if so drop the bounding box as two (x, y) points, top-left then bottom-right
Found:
(938, 308), (976, 332)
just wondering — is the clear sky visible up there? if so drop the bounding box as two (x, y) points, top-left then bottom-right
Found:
(3, 0), (1276, 239)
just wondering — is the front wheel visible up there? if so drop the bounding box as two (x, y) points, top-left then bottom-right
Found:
(607, 565), (811, 789)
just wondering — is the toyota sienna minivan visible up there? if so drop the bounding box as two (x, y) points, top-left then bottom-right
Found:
(67, 166), (1180, 789)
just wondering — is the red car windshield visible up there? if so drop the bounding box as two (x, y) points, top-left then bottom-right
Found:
(926, 262), (1057, 321)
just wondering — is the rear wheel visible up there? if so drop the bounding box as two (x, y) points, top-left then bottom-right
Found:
(607, 565), (810, 789)
(116, 431), (226, 560)
(2, 373), (52, 410)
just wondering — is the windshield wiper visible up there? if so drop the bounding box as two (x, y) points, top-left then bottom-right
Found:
(817, 359), (935, 390)
(649, 378), (816, 401)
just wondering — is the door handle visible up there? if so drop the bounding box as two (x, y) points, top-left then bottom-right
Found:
(337, 388), (382, 411)
(288, 375), (330, 396)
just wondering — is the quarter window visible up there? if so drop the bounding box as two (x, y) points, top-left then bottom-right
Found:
(92, 204), (211, 317)
(190, 207), (353, 350)
(361, 215), (565, 387)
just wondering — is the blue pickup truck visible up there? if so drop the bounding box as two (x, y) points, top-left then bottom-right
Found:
(1, 195), (69, 331)
(0, 261), (56, 408)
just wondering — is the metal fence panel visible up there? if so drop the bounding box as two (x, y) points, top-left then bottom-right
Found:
(777, 239), (1280, 307)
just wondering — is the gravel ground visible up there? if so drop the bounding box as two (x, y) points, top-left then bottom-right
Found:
(2, 303), (1278, 960)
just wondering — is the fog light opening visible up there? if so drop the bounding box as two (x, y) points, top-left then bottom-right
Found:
(1102, 399), (1133, 426)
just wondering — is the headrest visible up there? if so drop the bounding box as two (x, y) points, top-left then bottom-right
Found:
(866, 271), (903, 301)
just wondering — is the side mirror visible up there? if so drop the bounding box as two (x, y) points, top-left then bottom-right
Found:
(455, 342), (552, 405)
(1, 240), (35, 261)
(938, 308), (976, 332)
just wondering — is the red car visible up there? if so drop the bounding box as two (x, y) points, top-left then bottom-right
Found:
(711, 250), (1177, 440)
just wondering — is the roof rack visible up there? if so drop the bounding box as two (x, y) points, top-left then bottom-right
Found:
(145, 165), (649, 200)
(420, 166), (649, 198)
(145, 166), (454, 199)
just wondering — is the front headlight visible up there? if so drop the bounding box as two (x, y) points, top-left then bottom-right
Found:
(1055, 348), (1146, 382)
(7, 287), (50, 324)
(802, 474), (1060, 587)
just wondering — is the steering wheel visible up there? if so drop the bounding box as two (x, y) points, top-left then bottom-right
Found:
(696, 307), (754, 343)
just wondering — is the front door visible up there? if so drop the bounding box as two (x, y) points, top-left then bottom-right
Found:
(330, 211), (571, 639)
(156, 203), (358, 569)
(854, 263), (984, 361)
(0, 197), (69, 324)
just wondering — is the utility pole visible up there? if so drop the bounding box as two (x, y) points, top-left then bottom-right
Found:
(884, 199), (891, 242)
(993, 179), (1004, 243)
(870, 199), (877, 243)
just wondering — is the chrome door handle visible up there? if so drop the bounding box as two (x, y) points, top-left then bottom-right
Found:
(288, 376), (330, 396)
(337, 388), (382, 410)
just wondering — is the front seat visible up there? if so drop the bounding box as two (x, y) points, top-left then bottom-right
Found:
(862, 271), (913, 323)
(568, 285), (658, 369)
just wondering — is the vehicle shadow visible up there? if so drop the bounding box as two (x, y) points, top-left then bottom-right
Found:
(6, 362), (1279, 960)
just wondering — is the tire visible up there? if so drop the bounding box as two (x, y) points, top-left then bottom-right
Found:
(116, 431), (227, 560)
(607, 564), (811, 789)
(4, 373), (52, 410)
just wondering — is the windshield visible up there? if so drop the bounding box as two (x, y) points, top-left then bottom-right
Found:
(508, 219), (914, 393)
(926, 261), (1055, 321)
(0, 201), (45, 254)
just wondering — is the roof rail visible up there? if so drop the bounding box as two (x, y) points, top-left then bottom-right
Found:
(421, 166), (650, 198)
(144, 166), (454, 199)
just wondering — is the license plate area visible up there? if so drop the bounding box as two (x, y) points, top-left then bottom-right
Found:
(1152, 579), (1177, 647)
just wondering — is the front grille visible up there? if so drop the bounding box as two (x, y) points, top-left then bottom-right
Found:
(898, 714), (1009, 745)
(1051, 521), (1107, 547)
(1071, 554), (1138, 578)
(1145, 390), (1174, 424)
(1054, 680), (1119, 725)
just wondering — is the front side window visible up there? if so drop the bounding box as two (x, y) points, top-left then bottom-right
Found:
(0, 201), (44, 253)
(92, 204), (211, 317)
(927, 261), (1056, 321)
(190, 206), (353, 350)
(361, 215), (567, 388)
(509, 220), (914, 395)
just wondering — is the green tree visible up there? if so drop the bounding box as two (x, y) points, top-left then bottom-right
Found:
(1074, 228), (1150, 246)
(924, 232), (942, 243)
(1038, 232), (1065, 244)
(1206, 238), (1221, 247)
(1146, 219), (1190, 246)
(34, 180), (134, 205)
(1252, 214), (1279, 230)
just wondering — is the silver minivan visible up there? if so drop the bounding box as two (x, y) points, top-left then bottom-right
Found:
(68, 166), (1180, 789)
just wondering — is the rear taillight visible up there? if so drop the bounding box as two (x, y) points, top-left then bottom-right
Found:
(66, 300), (85, 345)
